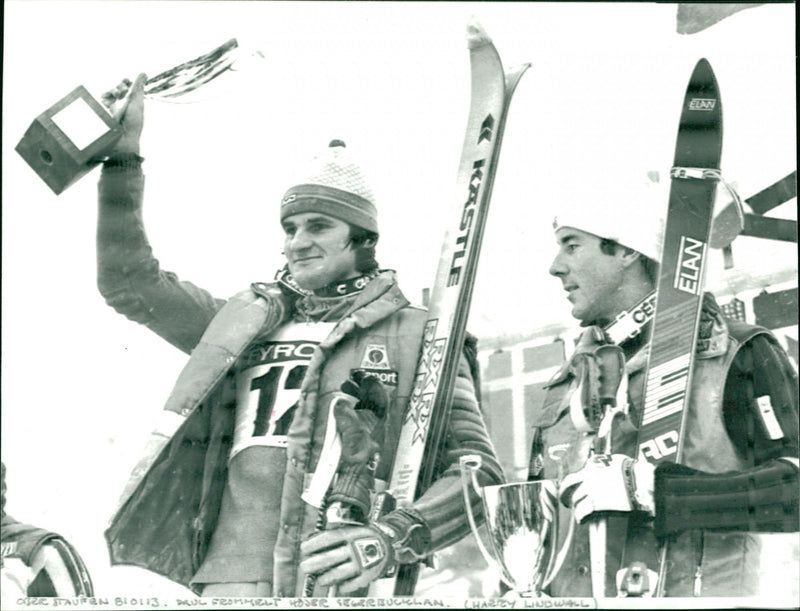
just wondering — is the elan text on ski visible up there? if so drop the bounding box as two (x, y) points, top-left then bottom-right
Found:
(674, 236), (705, 295)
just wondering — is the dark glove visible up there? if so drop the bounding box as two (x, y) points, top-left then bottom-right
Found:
(327, 372), (389, 520)
(340, 370), (388, 420)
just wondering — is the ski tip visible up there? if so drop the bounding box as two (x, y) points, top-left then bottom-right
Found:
(466, 16), (493, 49)
(694, 57), (711, 71)
(693, 57), (715, 75)
(689, 57), (718, 87)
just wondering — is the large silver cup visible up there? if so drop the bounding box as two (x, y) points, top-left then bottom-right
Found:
(460, 454), (569, 596)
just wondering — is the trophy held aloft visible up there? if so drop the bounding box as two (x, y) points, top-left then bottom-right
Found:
(15, 38), (248, 195)
(15, 86), (124, 195)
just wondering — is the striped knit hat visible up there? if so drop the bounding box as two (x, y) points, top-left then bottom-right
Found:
(280, 140), (378, 234)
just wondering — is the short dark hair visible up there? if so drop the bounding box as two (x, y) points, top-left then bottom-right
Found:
(349, 225), (380, 273)
(598, 238), (658, 286)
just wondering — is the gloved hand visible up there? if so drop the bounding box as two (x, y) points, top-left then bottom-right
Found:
(327, 372), (389, 520)
(335, 370), (388, 464)
(340, 370), (388, 419)
(559, 454), (655, 524)
(100, 73), (147, 155)
(300, 523), (395, 594)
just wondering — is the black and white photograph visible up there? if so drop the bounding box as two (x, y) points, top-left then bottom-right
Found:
(2, 2), (797, 608)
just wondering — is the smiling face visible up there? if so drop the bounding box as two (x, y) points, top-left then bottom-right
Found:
(549, 227), (630, 325)
(282, 212), (360, 291)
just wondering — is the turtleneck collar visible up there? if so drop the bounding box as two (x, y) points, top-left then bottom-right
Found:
(291, 270), (385, 323)
(294, 290), (362, 323)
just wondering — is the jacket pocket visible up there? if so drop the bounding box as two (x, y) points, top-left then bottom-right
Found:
(530, 374), (575, 429)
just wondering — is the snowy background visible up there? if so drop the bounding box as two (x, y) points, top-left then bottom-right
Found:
(2, 1), (797, 601)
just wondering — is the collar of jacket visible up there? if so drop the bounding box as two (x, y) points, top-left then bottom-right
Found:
(162, 288), (286, 416)
(291, 271), (409, 398)
(546, 292), (731, 386)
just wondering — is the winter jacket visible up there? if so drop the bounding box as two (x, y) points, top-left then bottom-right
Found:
(96, 165), (503, 594)
(534, 296), (798, 597)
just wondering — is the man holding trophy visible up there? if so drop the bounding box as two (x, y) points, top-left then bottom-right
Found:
(533, 178), (799, 597)
(95, 75), (503, 597)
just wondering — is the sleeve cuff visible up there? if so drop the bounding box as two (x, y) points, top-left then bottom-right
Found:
(103, 153), (144, 173)
(377, 507), (432, 563)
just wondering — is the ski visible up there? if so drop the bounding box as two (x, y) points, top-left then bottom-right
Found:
(368, 19), (529, 596)
(622, 58), (723, 597)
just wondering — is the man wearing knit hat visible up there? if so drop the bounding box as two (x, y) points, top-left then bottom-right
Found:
(532, 178), (798, 597)
(95, 75), (502, 597)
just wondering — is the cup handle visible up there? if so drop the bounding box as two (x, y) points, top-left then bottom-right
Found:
(458, 455), (516, 589)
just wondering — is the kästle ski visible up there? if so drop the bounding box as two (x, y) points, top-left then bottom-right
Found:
(622, 58), (723, 597)
(368, 19), (529, 596)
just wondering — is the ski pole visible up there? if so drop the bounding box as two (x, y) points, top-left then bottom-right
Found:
(300, 393), (354, 596)
(587, 344), (625, 598)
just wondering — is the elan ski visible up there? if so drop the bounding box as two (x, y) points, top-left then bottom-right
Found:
(368, 19), (529, 596)
(622, 58), (723, 597)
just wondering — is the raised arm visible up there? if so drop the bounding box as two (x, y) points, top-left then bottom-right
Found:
(97, 74), (225, 354)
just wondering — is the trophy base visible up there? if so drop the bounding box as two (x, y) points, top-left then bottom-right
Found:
(16, 86), (122, 195)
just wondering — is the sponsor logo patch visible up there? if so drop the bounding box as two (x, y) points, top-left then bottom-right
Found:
(352, 367), (399, 387)
(361, 344), (390, 369)
(352, 537), (385, 569)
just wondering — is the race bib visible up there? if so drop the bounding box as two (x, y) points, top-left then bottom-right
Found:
(231, 322), (334, 460)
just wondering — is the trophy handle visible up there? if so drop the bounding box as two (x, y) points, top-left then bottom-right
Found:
(459, 454), (516, 589)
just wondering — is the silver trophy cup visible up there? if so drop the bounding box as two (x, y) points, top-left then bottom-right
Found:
(460, 454), (571, 596)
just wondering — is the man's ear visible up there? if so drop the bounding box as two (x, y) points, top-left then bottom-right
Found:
(619, 246), (641, 269)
